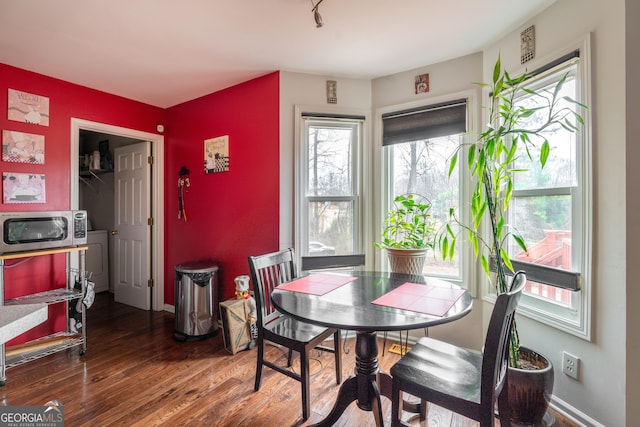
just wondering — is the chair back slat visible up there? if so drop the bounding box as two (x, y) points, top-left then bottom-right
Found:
(480, 270), (526, 410)
(248, 248), (297, 327)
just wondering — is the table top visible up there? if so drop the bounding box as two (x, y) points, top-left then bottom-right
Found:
(270, 271), (473, 332)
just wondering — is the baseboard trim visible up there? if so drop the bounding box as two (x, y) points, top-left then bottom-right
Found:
(549, 395), (604, 427)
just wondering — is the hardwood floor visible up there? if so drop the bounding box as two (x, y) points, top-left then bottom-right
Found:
(0, 293), (577, 426)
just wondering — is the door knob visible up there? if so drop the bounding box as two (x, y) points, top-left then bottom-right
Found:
(111, 230), (119, 235)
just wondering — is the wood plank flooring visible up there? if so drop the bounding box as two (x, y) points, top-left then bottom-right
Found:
(0, 293), (577, 426)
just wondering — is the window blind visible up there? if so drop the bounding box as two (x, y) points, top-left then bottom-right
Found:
(382, 99), (467, 146)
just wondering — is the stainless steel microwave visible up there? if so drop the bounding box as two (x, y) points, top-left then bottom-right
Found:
(0, 210), (88, 254)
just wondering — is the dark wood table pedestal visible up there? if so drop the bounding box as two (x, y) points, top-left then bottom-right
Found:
(309, 331), (386, 427)
(309, 331), (422, 427)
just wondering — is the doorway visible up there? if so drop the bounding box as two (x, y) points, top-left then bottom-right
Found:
(70, 118), (165, 311)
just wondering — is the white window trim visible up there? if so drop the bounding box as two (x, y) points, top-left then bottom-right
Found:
(294, 105), (371, 269)
(483, 34), (593, 341)
(374, 90), (479, 296)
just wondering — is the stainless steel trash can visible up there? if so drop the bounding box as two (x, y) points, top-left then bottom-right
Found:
(174, 261), (219, 341)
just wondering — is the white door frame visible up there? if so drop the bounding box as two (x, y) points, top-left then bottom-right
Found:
(70, 118), (165, 311)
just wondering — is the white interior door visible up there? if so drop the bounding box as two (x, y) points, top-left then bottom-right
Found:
(113, 142), (151, 310)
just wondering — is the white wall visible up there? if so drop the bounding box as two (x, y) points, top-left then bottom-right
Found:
(372, 52), (483, 109)
(626, 0), (640, 424)
(484, 1), (625, 425)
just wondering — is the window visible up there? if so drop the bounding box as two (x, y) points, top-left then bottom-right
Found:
(376, 42), (591, 337)
(504, 47), (591, 339)
(297, 114), (363, 258)
(381, 98), (471, 283)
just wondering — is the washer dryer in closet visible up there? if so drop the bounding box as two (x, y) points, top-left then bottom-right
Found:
(86, 230), (109, 293)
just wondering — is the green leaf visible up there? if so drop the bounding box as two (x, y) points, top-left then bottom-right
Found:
(540, 140), (550, 168)
(486, 137), (495, 158)
(448, 151), (458, 177)
(504, 179), (513, 211)
(481, 255), (490, 278)
(473, 202), (487, 229)
(446, 223), (454, 237)
(500, 249), (515, 273)
(493, 56), (501, 85)
(496, 215), (504, 240)
(512, 233), (527, 252)
(467, 145), (476, 169)
(494, 78), (504, 97)
(442, 237), (449, 260)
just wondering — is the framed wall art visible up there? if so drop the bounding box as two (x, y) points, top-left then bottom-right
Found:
(204, 135), (229, 174)
(2, 172), (46, 204)
(7, 89), (50, 126)
(415, 73), (430, 94)
(2, 130), (45, 164)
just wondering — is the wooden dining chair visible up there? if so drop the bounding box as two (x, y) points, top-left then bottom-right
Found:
(247, 248), (342, 421)
(390, 271), (527, 427)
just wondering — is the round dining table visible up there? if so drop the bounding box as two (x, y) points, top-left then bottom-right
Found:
(270, 270), (473, 427)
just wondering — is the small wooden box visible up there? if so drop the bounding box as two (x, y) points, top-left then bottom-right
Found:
(219, 299), (252, 354)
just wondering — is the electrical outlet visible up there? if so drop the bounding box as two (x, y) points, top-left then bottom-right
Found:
(562, 351), (580, 380)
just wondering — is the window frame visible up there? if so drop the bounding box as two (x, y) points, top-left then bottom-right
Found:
(375, 90), (478, 295)
(294, 106), (367, 267)
(485, 37), (592, 340)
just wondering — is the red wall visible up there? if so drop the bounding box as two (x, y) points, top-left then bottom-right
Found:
(0, 64), (281, 345)
(165, 72), (281, 303)
(0, 63), (165, 344)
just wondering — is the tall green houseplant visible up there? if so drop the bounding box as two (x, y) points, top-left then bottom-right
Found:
(439, 56), (585, 367)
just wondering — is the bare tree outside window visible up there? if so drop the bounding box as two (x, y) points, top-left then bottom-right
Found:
(304, 120), (361, 256)
(389, 135), (461, 278)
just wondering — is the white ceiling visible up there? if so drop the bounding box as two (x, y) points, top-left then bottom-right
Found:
(0, 1), (556, 108)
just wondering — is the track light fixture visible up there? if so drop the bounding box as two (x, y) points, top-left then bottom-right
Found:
(311, 0), (324, 28)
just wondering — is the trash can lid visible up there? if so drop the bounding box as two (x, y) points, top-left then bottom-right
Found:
(175, 261), (219, 273)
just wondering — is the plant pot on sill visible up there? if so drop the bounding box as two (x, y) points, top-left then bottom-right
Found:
(507, 347), (555, 426)
(385, 248), (427, 275)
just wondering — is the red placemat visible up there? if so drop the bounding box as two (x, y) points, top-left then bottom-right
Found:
(371, 282), (466, 316)
(278, 274), (357, 296)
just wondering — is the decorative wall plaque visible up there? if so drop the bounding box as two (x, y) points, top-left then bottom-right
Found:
(326, 80), (337, 104)
(204, 135), (229, 174)
(521, 25), (535, 64)
(415, 74), (429, 94)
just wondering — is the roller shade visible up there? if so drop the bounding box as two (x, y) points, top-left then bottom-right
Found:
(382, 99), (467, 146)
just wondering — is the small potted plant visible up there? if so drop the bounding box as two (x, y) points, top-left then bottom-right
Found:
(375, 194), (435, 275)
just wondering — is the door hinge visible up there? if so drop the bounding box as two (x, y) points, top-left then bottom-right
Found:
(148, 155), (154, 165)
(148, 278), (154, 288)
(148, 217), (154, 226)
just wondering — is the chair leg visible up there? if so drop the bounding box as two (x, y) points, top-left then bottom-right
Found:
(300, 348), (311, 421)
(287, 348), (294, 367)
(420, 399), (427, 420)
(254, 338), (264, 391)
(391, 380), (402, 427)
(382, 331), (387, 357)
(333, 330), (342, 384)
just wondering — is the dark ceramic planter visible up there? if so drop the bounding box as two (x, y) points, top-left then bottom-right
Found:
(507, 347), (554, 426)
